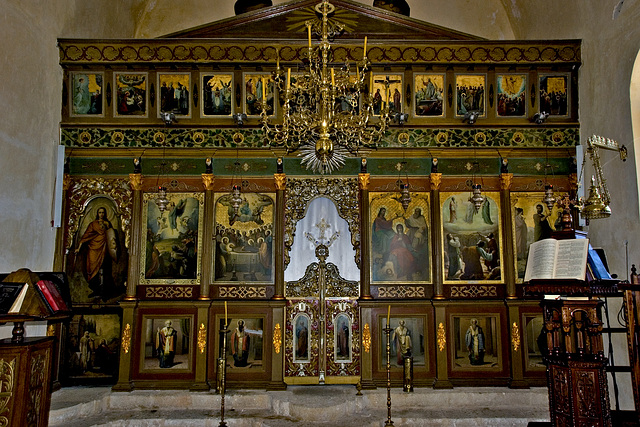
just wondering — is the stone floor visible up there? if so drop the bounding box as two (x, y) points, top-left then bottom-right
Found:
(49, 385), (551, 426)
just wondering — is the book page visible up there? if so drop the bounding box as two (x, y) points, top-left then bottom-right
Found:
(524, 239), (558, 281)
(554, 239), (588, 280)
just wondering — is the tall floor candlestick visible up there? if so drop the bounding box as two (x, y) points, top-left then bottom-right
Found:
(384, 323), (394, 426)
(218, 321), (230, 426)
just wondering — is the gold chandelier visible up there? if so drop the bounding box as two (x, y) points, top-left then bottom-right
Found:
(261, 0), (391, 174)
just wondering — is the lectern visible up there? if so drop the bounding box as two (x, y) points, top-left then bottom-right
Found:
(524, 239), (617, 426)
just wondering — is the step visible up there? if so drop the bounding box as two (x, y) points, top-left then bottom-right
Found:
(49, 386), (551, 426)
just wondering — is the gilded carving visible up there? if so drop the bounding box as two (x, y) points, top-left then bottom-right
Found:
(511, 322), (520, 352)
(59, 40), (580, 66)
(197, 323), (207, 354)
(284, 300), (320, 378)
(129, 173), (143, 191)
(362, 323), (371, 353)
(325, 300), (360, 378)
(358, 173), (370, 190)
(121, 323), (131, 354)
(27, 351), (48, 425)
(429, 173), (442, 190)
(145, 286), (194, 299)
(437, 322), (446, 352)
(0, 358), (15, 425)
(63, 174), (72, 191)
(286, 263), (321, 298)
(218, 286), (266, 298)
(274, 173), (286, 190)
(284, 178), (360, 269)
(324, 264), (359, 298)
(273, 323), (282, 354)
(60, 126), (579, 150)
(65, 177), (133, 250)
(377, 286), (426, 298)
(499, 173), (513, 190)
(202, 174), (215, 190)
(46, 325), (56, 337)
(450, 286), (498, 298)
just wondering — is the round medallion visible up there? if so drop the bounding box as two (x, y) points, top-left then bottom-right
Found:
(397, 132), (410, 145)
(111, 131), (124, 144)
(474, 131), (487, 145)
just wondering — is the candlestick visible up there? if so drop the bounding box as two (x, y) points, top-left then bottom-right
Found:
(276, 48), (280, 69)
(331, 68), (335, 86)
(262, 77), (266, 101)
(308, 25), (311, 48)
(224, 301), (227, 326)
(363, 36), (367, 56)
(387, 305), (390, 326)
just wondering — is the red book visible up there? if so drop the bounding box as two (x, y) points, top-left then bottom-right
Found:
(35, 280), (69, 313)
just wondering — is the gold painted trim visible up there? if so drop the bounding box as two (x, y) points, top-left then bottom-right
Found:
(121, 323), (131, 354)
(325, 376), (360, 385)
(273, 323), (282, 354)
(46, 324), (56, 337)
(197, 323), (207, 353)
(437, 322), (446, 352)
(362, 323), (371, 353)
(511, 322), (520, 352)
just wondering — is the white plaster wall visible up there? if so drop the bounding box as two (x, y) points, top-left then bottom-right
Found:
(0, 1), (141, 274)
(133, 0), (514, 39)
(498, 3), (640, 282)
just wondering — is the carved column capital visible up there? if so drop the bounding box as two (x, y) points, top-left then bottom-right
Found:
(63, 174), (72, 191)
(358, 173), (370, 190)
(202, 173), (215, 191)
(429, 173), (442, 190)
(129, 173), (143, 191)
(569, 173), (579, 190)
(499, 173), (513, 190)
(274, 173), (286, 190)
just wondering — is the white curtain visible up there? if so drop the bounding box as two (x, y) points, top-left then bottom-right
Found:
(284, 197), (359, 282)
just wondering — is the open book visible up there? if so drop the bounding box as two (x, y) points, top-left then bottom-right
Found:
(524, 238), (589, 282)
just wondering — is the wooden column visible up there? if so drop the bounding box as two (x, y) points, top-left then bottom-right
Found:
(359, 172), (372, 300)
(112, 300), (137, 391)
(272, 173), (286, 300)
(506, 301), (528, 388)
(499, 173), (516, 299)
(192, 302), (211, 390)
(199, 174), (215, 300)
(432, 300), (452, 388)
(430, 173), (444, 300)
(125, 173), (143, 300)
